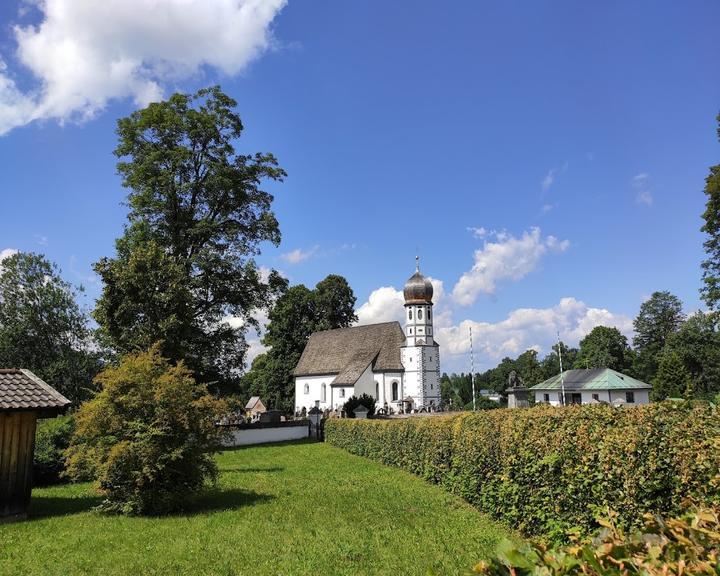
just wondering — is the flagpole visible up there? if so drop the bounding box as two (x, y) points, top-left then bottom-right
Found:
(470, 326), (476, 411)
(557, 331), (566, 406)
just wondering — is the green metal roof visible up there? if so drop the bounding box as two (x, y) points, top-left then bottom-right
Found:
(529, 368), (652, 391)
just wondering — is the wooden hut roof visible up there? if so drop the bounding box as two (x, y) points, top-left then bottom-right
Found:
(0, 369), (71, 414)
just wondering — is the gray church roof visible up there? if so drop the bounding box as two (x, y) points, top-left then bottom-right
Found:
(294, 322), (405, 384)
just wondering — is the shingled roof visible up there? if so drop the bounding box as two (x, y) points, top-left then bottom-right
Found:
(0, 369), (71, 414)
(293, 322), (405, 384)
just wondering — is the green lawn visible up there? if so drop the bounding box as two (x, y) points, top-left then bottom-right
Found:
(0, 441), (513, 575)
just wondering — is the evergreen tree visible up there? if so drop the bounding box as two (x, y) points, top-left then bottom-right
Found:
(632, 291), (684, 382)
(652, 350), (692, 400)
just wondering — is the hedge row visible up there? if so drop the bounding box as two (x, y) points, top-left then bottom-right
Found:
(325, 402), (720, 540)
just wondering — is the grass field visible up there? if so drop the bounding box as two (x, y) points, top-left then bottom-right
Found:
(0, 440), (513, 575)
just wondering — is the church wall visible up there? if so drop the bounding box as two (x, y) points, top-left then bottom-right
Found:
(294, 374), (335, 413)
(374, 372), (403, 409)
(352, 364), (376, 399)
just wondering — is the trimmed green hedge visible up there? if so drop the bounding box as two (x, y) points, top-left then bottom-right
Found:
(325, 402), (720, 540)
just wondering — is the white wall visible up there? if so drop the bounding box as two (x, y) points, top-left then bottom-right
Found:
(295, 374), (334, 412)
(533, 389), (651, 406)
(222, 424), (308, 447)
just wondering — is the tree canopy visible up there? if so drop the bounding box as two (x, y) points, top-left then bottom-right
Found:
(0, 252), (101, 404)
(242, 275), (357, 411)
(93, 86), (286, 393)
(574, 326), (634, 372)
(700, 112), (720, 310)
(632, 291), (684, 381)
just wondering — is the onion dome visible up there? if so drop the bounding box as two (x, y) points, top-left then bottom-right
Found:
(403, 257), (433, 304)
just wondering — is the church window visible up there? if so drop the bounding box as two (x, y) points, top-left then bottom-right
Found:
(428, 308), (432, 320)
(409, 328), (413, 334)
(408, 309), (412, 320)
(321, 383), (327, 402)
(418, 308), (423, 320)
(303, 383), (309, 395)
(392, 381), (399, 401)
(340, 388), (345, 398)
(375, 381), (379, 399)
(427, 327), (432, 335)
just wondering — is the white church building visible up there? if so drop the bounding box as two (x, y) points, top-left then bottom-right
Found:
(294, 260), (441, 413)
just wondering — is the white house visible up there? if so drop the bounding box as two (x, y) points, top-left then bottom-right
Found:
(293, 260), (441, 413)
(529, 368), (652, 406)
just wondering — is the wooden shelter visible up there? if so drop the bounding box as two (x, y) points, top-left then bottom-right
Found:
(0, 369), (70, 522)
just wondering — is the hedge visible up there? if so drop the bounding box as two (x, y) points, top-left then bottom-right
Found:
(325, 402), (720, 540)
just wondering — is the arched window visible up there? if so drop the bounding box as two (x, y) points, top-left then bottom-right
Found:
(418, 308), (423, 320)
(303, 383), (309, 395)
(375, 381), (379, 399)
(321, 383), (326, 402)
(428, 308), (432, 320)
(340, 388), (345, 398)
(408, 309), (413, 320)
(392, 381), (399, 401)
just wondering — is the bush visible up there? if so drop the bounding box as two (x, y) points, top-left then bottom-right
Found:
(34, 414), (75, 485)
(65, 346), (228, 515)
(325, 402), (720, 540)
(470, 504), (720, 575)
(343, 393), (376, 417)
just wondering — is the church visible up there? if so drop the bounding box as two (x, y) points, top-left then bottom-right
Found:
(293, 260), (441, 413)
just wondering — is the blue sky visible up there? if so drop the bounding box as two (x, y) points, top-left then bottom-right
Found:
(0, 1), (718, 372)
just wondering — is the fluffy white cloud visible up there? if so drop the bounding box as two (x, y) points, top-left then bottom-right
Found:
(541, 169), (556, 192)
(280, 245), (319, 264)
(356, 278), (447, 327)
(451, 227), (569, 306)
(436, 297), (633, 370)
(0, 0), (286, 134)
(0, 248), (19, 261)
(633, 172), (653, 206)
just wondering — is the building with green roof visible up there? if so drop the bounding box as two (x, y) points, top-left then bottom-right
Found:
(529, 368), (652, 406)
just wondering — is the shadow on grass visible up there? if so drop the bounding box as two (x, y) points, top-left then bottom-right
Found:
(220, 438), (318, 452)
(26, 488), (273, 521)
(28, 493), (104, 520)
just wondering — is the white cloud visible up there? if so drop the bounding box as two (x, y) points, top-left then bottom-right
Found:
(0, 248), (18, 261)
(436, 297), (632, 371)
(451, 227), (570, 306)
(0, 0), (287, 135)
(541, 169), (556, 192)
(34, 234), (48, 246)
(466, 226), (488, 239)
(280, 245), (319, 265)
(632, 172), (653, 206)
(355, 278), (447, 327)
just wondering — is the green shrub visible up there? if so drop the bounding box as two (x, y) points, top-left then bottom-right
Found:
(65, 346), (229, 515)
(34, 414), (75, 485)
(343, 393), (376, 417)
(325, 402), (720, 540)
(470, 504), (720, 575)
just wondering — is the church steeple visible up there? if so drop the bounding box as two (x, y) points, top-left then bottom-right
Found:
(403, 259), (434, 346)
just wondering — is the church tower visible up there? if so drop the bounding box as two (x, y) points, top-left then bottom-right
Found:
(400, 258), (441, 409)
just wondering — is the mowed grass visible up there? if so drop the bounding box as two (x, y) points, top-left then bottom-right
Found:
(0, 441), (514, 575)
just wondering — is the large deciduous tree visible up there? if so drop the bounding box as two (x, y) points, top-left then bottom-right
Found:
(0, 252), (101, 404)
(632, 291), (684, 381)
(574, 326), (634, 372)
(700, 113), (720, 311)
(242, 275), (357, 411)
(93, 86), (286, 393)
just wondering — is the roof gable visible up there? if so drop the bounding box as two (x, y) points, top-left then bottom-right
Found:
(529, 368), (652, 391)
(293, 322), (405, 381)
(0, 369), (72, 413)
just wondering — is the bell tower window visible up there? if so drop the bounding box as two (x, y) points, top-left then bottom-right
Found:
(418, 308), (423, 320)
(408, 309), (413, 320)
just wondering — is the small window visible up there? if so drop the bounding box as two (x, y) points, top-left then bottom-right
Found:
(427, 327), (432, 335)
(429, 355), (432, 362)
(626, 391), (635, 403)
(340, 388), (345, 398)
(428, 308), (431, 320)
(408, 309), (413, 320)
(409, 328), (413, 334)
(543, 393), (550, 402)
(303, 383), (309, 395)
(418, 308), (423, 320)
(321, 383), (327, 402)
(375, 381), (379, 399)
(392, 381), (398, 401)
(569, 393), (582, 405)
(592, 393), (599, 401)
